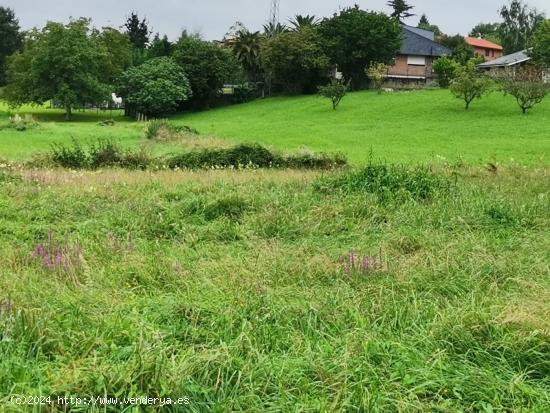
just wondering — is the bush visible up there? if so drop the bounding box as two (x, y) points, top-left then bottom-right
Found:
(145, 119), (198, 140)
(318, 78), (350, 110)
(366, 62), (389, 93)
(49, 139), (153, 170)
(167, 144), (282, 169)
(314, 163), (450, 202)
(46, 141), (346, 171)
(167, 145), (347, 170)
(433, 56), (461, 88)
(51, 139), (89, 169)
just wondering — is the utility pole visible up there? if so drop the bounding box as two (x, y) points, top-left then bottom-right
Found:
(270, 0), (280, 26)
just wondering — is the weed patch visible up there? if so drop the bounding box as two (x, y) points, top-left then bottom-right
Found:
(314, 163), (450, 202)
(145, 119), (198, 140)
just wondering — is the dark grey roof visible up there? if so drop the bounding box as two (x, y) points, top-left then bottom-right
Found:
(477, 50), (531, 68)
(403, 25), (434, 41)
(401, 26), (451, 57)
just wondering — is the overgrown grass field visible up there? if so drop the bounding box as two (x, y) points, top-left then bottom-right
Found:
(0, 91), (549, 411)
(1, 163), (549, 411)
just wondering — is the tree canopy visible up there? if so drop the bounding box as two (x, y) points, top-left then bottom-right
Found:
(4, 19), (111, 119)
(0, 7), (22, 85)
(261, 28), (329, 94)
(387, 0), (415, 21)
(118, 57), (191, 117)
(318, 6), (402, 88)
(172, 33), (240, 108)
(529, 19), (550, 66)
(498, 0), (545, 53)
(125, 12), (150, 50)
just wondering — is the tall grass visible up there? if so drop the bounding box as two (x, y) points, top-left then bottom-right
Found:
(0, 164), (548, 411)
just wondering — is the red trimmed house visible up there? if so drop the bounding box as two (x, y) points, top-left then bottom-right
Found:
(464, 37), (503, 61)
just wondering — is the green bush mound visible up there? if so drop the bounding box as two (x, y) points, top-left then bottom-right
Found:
(167, 144), (346, 170)
(45, 140), (347, 171)
(314, 163), (451, 202)
(145, 119), (199, 140)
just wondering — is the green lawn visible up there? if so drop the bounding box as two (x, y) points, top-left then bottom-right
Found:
(175, 89), (550, 165)
(1, 89), (549, 165)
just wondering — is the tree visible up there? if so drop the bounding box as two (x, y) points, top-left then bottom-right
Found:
(498, 66), (550, 113)
(148, 33), (173, 58)
(4, 19), (110, 120)
(231, 28), (262, 82)
(469, 22), (501, 44)
(172, 33), (239, 108)
(0, 7), (22, 86)
(432, 56), (461, 88)
(318, 6), (402, 89)
(118, 57), (191, 117)
(498, 0), (545, 54)
(529, 20), (550, 66)
(449, 60), (493, 110)
(261, 28), (329, 94)
(387, 0), (415, 21)
(366, 62), (389, 93)
(125, 12), (150, 64)
(263, 22), (289, 38)
(289, 15), (320, 31)
(318, 78), (350, 110)
(438, 34), (475, 65)
(417, 14), (441, 35)
(97, 27), (133, 84)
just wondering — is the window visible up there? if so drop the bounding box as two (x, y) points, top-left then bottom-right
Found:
(485, 49), (490, 57)
(407, 56), (426, 66)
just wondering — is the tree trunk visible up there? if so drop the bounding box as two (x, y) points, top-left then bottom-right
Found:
(64, 105), (72, 121)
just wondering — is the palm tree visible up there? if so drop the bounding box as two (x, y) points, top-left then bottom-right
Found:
(289, 15), (320, 31)
(232, 29), (262, 81)
(262, 22), (289, 38)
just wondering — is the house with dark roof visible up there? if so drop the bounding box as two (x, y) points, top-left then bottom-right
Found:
(384, 25), (452, 88)
(464, 37), (503, 61)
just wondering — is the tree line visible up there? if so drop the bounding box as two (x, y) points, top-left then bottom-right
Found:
(0, 1), (548, 119)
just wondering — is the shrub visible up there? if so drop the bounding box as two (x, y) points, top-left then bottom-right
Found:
(433, 56), (461, 88)
(314, 163), (450, 202)
(167, 144), (282, 169)
(145, 119), (198, 140)
(51, 139), (89, 169)
(89, 139), (123, 168)
(318, 78), (350, 110)
(49, 139), (153, 170)
(167, 145), (347, 170)
(366, 62), (389, 94)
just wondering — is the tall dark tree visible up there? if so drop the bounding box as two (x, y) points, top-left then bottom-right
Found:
(417, 14), (441, 35)
(124, 12), (150, 50)
(148, 33), (172, 58)
(498, 0), (545, 53)
(172, 33), (240, 108)
(387, 0), (415, 21)
(318, 6), (402, 88)
(0, 7), (22, 85)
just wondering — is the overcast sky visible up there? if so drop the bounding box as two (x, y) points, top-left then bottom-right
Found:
(3, 0), (549, 40)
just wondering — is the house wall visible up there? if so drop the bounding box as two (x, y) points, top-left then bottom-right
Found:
(387, 55), (434, 78)
(474, 47), (503, 61)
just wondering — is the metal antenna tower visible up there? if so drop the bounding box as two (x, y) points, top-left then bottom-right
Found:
(269, 0), (280, 26)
